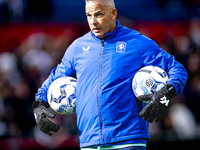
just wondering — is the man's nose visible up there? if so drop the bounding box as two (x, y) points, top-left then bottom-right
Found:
(91, 16), (97, 25)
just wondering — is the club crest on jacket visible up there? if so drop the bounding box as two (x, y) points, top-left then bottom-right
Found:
(116, 41), (126, 53)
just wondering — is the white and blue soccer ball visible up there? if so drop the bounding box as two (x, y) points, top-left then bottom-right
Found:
(132, 66), (168, 103)
(47, 76), (77, 115)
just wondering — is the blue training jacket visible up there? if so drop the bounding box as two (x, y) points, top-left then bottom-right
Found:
(35, 21), (188, 148)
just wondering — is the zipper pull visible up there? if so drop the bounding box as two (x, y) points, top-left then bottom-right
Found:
(101, 39), (104, 46)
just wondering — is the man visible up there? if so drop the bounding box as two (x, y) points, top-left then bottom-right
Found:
(32, 0), (188, 150)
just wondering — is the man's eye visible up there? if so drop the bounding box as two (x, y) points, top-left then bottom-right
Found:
(86, 14), (91, 17)
(96, 13), (103, 17)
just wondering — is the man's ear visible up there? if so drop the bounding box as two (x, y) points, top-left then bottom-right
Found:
(111, 8), (117, 20)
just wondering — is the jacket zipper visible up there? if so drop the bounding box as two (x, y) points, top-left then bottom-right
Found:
(97, 39), (105, 144)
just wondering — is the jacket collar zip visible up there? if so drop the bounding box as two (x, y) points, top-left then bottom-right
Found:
(104, 20), (121, 39)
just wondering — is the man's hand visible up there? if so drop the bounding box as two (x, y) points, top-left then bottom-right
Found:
(138, 84), (176, 123)
(32, 99), (60, 136)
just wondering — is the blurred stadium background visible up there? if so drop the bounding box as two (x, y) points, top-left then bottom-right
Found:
(0, 0), (200, 149)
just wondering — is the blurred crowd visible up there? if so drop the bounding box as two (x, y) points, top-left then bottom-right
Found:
(1, 0), (200, 23)
(0, 25), (79, 148)
(147, 19), (200, 142)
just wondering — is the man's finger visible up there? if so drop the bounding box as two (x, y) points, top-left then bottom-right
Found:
(138, 94), (153, 102)
(38, 118), (60, 136)
(40, 118), (60, 132)
(139, 102), (153, 119)
(155, 111), (166, 122)
(39, 126), (52, 136)
(42, 118), (60, 132)
(42, 108), (56, 119)
(148, 107), (158, 123)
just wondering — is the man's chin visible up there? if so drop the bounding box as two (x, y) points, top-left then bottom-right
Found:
(93, 32), (105, 39)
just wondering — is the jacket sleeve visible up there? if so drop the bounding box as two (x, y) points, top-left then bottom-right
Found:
(35, 39), (77, 103)
(135, 33), (188, 96)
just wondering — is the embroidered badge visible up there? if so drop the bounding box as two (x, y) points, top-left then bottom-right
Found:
(116, 41), (126, 53)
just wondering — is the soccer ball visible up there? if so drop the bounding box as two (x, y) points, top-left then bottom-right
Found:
(47, 76), (77, 115)
(132, 66), (168, 103)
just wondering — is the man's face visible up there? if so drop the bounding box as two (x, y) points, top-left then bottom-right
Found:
(85, 0), (117, 39)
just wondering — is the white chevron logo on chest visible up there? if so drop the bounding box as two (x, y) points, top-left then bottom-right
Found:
(82, 46), (90, 52)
